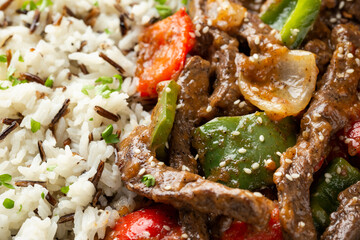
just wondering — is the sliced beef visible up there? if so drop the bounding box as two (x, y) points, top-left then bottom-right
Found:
(233, 0), (265, 12)
(168, 56), (211, 240)
(321, 181), (360, 240)
(169, 56), (210, 173)
(304, 39), (333, 75)
(117, 126), (275, 229)
(274, 24), (360, 240)
(343, 0), (360, 22)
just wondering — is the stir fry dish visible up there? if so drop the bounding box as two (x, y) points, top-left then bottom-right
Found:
(112, 0), (360, 239)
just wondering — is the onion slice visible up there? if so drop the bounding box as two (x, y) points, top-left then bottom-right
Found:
(237, 46), (318, 120)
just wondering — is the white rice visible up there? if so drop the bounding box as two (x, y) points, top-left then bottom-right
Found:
(0, 0), (183, 239)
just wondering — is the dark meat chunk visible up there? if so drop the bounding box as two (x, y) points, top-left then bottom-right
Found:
(117, 126), (275, 229)
(321, 181), (360, 240)
(274, 24), (360, 240)
(304, 39), (333, 75)
(233, 0), (265, 12)
(169, 56), (210, 173)
(168, 57), (211, 240)
(343, 0), (360, 22)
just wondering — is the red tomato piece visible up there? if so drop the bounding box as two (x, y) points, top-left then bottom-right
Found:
(345, 120), (360, 156)
(136, 8), (196, 97)
(107, 204), (183, 240)
(221, 207), (282, 240)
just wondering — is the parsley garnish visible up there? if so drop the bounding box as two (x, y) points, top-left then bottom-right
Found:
(21, 0), (53, 11)
(30, 118), (41, 133)
(0, 174), (14, 189)
(101, 124), (120, 144)
(44, 77), (53, 88)
(155, 5), (172, 19)
(141, 174), (156, 187)
(0, 84), (9, 90)
(41, 192), (45, 199)
(104, 28), (111, 34)
(60, 186), (69, 194)
(46, 165), (57, 171)
(18, 56), (24, 62)
(18, 204), (23, 213)
(0, 55), (7, 63)
(3, 198), (14, 209)
(81, 74), (123, 98)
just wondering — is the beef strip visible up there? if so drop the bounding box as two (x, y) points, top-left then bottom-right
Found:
(117, 126), (275, 229)
(274, 24), (360, 240)
(168, 56), (211, 239)
(321, 181), (360, 240)
(304, 39), (333, 75)
(169, 56), (210, 173)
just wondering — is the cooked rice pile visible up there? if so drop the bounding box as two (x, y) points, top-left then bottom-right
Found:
(0, 0), (182, 239)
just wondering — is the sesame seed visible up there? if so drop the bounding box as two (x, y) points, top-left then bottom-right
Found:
(219, 161), (226, 167)
(298, 221), (305, 228)
(259, 135), (265, 142)
(165, 87), (171, 93)
(274, 172), (282, 177)
(337, 167), (342, 174)
(195, 154), (199, 160)
(234, 99), (240, 105)
(285, 174), (293, 181)
(232, 131), (240, 136)
(347, 53), (354, 58)
(352, 196), (358, 201)
(290, 28), (300, 36)
(207, 19), (212, 26)
(238, 148), (247, 154)
(338, 53), (344, 58)
(158, 162), (164, 166)
(336, 12), (342, 19)
(165, 141), (169, 149)
(253, 54), (259, 60)
(150, 161), (156, 167)
(265, 159), (273, 165)
(291, 173), (300, 179)
(319, 133), (324, 141)
(276, 151), (282, 157)
(182, 165), (190, 171)
(266, 43), (273, 48)
(134, 148), (141, 154)
(257, 117), (263, 124)
(254, 36), (260, 45)
(251, 162), (260, 170)
(163, 225), (170, 231)
(181, 234), (189, 239)
(239, 101), (246, 108)
(347, 69), (355, 74)
(148, 156), (154, 162)
(356, 58), (360, 66)
(330, 17), (337, 23)
(202, 26), (209, 34)
(339, 1), (345, 9)
(338, 47), (344, 53)
(325, 178), (330, 183)
(189, 32), (195, 38)
(244, 168), (252, 174)
(259, 23), (265, 28)
(195, 24), (201, 31)
(253, 192), (263, 197)
(325, 173), (332, 178)
(138, 168), (146, 175)
(164, 185), (172, 190)
(206, 105), (212, 112)
(285, 158), (292, 164)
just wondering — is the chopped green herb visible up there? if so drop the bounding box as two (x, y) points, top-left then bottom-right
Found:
(113, 74), (123, 91)
(41, 192), (45, 199)
(155, 0), (167, 4)
(3, 198), (14, 209)
(18, 204), (23, 213)
(141, 174), (156, 187)
(30, 118), (41, 133)
(95, 76), (113, 84)
(46, 165), (57, 171)
(11, 78), (27, 86)
(18, 56), (24, 62)
(104, 28), (111, 34)
(21, 1), (38, 11)
(0, 84), (9, 90)
(37, 0), (53, 11)
(60, 186), (69, 194)
(155, 5), (172, 19)
(0, 174), (14, 189)
(81, 85), (95, 95)
(95, 84), (112, 98)
(181, 0), (188, 5)
(0, 55), (7, 63)
(89, 118), (94, 121)
(101, 124), (120, 144)
(94, 1), (99, 7)
(102, 124), (114, 138)
(7, 66), (16, 80)
(44, 77), (53, 88)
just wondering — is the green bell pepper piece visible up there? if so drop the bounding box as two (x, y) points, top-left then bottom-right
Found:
(260, 0), (321, 49)
(150, 80), (180, 159)
(192, 112), (297, 190)
(311, 157), (360, 234)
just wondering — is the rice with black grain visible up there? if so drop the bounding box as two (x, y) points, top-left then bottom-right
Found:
(0, 0), (182, 239)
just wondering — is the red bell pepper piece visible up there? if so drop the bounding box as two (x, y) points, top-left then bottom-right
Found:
(136, 8), (196, 97)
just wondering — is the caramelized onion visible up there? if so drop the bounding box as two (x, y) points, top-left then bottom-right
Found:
(237, 46), (318, 120)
